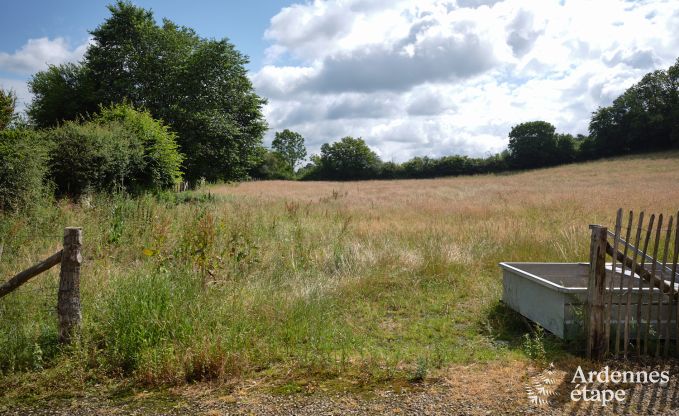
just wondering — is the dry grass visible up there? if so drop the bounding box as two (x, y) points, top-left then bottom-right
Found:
(1, 151), (678, 406)
(217, 152), (679, 215)
(215, 152), (679, 265)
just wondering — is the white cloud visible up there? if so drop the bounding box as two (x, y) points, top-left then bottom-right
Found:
(254, 0), (679, 161)
(0, 37), (91, 114)
(0, 37), (91, 75)
(0, 78), (31, 112)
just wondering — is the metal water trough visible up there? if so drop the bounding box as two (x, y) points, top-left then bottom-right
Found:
(500, 262), (677, 340)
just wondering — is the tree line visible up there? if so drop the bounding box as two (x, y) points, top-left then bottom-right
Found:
(0, 0), (677, 212)
(255, 57), (679, 181)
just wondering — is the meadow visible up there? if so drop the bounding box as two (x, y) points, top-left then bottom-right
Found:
(1, 151), (678, 403)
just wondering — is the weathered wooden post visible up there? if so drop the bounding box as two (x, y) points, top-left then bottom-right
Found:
(586, 225), (608, 360)
(58, 227), (82, 344)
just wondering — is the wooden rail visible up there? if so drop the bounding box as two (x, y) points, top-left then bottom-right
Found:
(0, 250), (62, 298)
(0, 227), (83, 344)
(606, 243), (679, 301)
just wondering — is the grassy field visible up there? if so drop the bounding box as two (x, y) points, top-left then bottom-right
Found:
(1, 151), (678, 405)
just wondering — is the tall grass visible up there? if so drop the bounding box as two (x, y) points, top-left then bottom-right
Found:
(1, 152), (678, 396)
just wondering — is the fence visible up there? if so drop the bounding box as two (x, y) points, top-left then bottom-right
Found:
(0, 227), (82, 344)
(586, 209), (679, 360)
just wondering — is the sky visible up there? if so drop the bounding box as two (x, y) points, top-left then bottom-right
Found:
(1, 0), (678, 162)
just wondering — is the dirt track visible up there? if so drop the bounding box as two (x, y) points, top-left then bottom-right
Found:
(3, 361), (679, 415)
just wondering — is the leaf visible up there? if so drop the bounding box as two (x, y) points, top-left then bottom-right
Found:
(142, 248), (156, 257)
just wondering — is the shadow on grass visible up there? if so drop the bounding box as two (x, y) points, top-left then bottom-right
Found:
(483, 301), (584, 361)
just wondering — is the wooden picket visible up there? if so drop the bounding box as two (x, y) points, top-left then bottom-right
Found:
(586, 209), (679, 360)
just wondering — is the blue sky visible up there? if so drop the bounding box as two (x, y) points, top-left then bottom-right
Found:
(1, 0), (678, 160)
(0, 0), (297, 72)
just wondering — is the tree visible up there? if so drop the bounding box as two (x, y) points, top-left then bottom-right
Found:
(554, 133), (577, 164)
(317, 137), (381, 180)
(28, 64), (97, 128)
(587, 106), (618, 157)
(588, 57), (679, 156)
(0, 88), (17, 130)
(28, 1), (267, 182)
(507, 121), (558, 169)
(401, 156), (435, 178)
(378, 161), (404, 179)
(272, 129), (307, 172)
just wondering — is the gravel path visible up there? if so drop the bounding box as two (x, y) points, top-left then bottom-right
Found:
(3, 361), (679, 415)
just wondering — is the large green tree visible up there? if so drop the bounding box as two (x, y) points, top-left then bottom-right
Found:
(507, 121), (559, 169)
(317, 137), (382, 180)
(589, 58), (679, 156)
(28, 64), (97, 128)
(272, 129), (307, 172)
(28, 1), (267, 182)
(554, 133), (577, 164)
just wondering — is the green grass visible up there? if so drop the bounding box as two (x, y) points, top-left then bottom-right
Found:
(1, 152), (678, 404)
(0, 194), (524, 398)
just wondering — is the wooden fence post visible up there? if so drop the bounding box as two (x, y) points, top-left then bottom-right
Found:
(58, 227), (82, 344)
(587, 225), (608, 360)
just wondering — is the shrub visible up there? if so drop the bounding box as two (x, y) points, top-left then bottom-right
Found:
(49, 105), (184, 197)
(95, 104), (183, 191)
(250, 149), (293, 180)
(522, 325), (546, 361)
(0, 129), (51, 212)
(49, 120), (142, 197)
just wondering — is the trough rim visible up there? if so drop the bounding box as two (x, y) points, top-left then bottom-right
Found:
(498, 262), (660, 294)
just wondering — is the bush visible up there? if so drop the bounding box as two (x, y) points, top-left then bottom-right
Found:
(0, 129), (51, 212)
(49, 105), (184, 197)
(49, 120), (142, 197)
(250, 149), (293, 180)
(95, 104), (183, 191)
